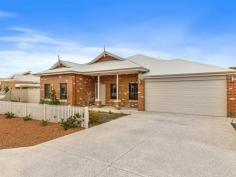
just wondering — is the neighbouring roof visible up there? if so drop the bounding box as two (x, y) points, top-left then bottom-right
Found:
(2, 71), (40, 83)
(36, 51), (235, 77)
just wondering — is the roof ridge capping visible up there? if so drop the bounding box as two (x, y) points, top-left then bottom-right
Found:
(126, 54), (164, 61)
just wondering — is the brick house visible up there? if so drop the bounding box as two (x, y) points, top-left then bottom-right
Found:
(37, 51), (236, 117)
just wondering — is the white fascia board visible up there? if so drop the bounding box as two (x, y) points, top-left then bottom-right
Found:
(141, 71), (236, 79)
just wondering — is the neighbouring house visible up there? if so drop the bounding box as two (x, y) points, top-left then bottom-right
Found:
(0, 78), (6, 90)
(36, 51), (236, 117)
(0, 71), (40, 103)
(0, 71), (40, 89)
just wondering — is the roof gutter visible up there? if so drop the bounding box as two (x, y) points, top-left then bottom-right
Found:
(36, 67), (149, 76)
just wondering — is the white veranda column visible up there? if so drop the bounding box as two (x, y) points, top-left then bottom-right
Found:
(116, 74), (119, 101)
(97, 75), (100, 100)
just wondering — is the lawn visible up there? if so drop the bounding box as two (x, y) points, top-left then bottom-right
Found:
(0, 111), (127, 149)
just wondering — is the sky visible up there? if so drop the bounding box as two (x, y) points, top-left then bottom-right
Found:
(0, 0), (236, 77)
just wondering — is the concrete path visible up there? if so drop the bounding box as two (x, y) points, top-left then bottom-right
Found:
(0, 112), (236, 177)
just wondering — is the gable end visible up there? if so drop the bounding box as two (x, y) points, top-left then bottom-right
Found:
(88, 51), (124, 64)
(93, 54), (120, 63)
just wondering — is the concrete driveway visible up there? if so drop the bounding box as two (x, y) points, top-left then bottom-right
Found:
(0, 112), (236, 177)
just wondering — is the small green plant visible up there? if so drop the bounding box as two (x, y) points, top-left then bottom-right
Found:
(4, 112), (15, 119)
(40, 119), (49, 126)
(109, 110), (112, 114)
(3, 86), (10, 93)
(60, 113), (82, 130)
(23, 114), (32, 121)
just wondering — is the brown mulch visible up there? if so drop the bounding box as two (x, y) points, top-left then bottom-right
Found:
(0, 115), (81, 149)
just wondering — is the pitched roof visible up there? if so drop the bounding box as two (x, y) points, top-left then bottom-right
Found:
(37, 52), (235, 77)
(37, 57), (148, 76)
(128, 54), (235, 77)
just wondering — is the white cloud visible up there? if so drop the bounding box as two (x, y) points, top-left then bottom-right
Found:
(0, 10), (17, 18)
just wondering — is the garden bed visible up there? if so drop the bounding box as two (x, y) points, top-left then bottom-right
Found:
(0, 111), (127, 149)
(89, 111), (128, 127)
(0, 115), (81, 149)
(231, 122), (236, 131)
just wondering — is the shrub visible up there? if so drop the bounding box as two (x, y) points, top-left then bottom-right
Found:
(40, 99), (60, 105)
(3, 86), (10, 93)
(4, 112), (15, 119)
(60, 113), (81, 130)
(49, 89), (60, 105)
(41, 119), (49, 126)
(109, 110), (112, 114)
(23, 114), (32, 121)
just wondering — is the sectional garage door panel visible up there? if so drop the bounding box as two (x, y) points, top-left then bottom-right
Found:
(145, 77), (227, 116)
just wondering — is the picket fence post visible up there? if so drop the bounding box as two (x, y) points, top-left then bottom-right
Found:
(25, 103), (27, 117)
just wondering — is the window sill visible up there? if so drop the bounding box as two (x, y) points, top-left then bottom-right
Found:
(129, 100), (138, 102)
(110, 99), (121, 102)
(59, 99), (68, 102)
(43, 98), (50, 101)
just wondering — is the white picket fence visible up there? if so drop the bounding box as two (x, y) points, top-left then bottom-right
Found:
(0, 101), (89, 128)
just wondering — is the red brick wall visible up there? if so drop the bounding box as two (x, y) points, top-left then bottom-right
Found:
(75, 75), (96, 106)
(227, 74), (236, 117)
(138, 79), (145, 111)
(40, 74), (76, 105)
(40, 73), (145, 110)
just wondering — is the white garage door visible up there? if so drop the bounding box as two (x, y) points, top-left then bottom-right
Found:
(145, 76), (227, 116)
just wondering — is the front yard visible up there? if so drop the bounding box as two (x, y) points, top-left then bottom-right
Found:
(0, 115), (81, 149)
(0, 111), (127, 149)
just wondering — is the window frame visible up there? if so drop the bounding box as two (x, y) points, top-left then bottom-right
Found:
(129, 83), (138, 100)
(110, 84), (117, 99)
(44, 84), (51, 99)
(60, 83), (67, 100)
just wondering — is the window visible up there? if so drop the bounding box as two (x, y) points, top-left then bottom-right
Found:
(60, 83), (67, 99)
(110, 84), (117, 99)
(44, 84), (51, 99)
(129, 83), (138, 100)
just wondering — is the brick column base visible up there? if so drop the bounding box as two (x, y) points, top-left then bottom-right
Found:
(114, 101), (121, 110)
(227, 75), (236, 118)
(95, 100), (102, 108)
(138, 79), (145, 111)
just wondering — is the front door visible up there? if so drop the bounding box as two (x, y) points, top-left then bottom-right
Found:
(96, 83), (106, 106)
